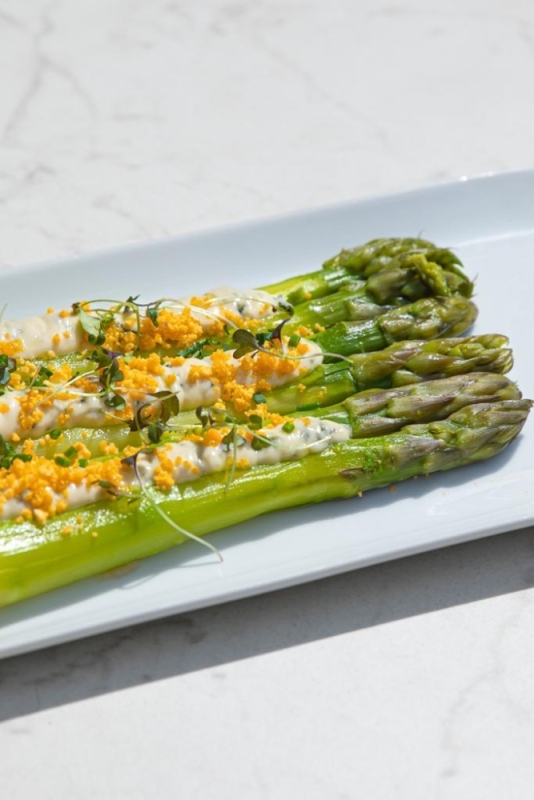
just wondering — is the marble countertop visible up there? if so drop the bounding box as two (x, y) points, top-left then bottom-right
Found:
(1, 1), (534, 797)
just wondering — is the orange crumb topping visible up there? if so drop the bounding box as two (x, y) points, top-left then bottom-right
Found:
(0, 340), (23, 357)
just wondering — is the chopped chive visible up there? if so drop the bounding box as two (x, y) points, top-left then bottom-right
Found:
(248, 414), (263, 430)
(251, 435), (271, 451)
(252, 392), (266, 404)
(49, 428), (62, 440)
(282, 421), (295, 433)
(288, 333), (301, 348)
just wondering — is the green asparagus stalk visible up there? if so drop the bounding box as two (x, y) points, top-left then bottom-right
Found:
(314, 296), (478, 358)
(20, 297), (478, 458)
(264, 250), (474, 334)
(3, 239), (470, 368)
(25, 247), (473, 374)
(323, 239), (463, 274)
(305, 373), (521, 437)
(261, 237), (464, 304)
(265, 334), (512, 414)
(0, 397), (529, 608)
(6, 239), (473, 370)
(36, 334), (512, 457)
(30, 282), (473, 380)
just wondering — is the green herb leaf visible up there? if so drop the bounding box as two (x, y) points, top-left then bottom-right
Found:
(32, 365), (53, 387)
(0, 354), (16, 387)
(251, 435), (271, 451)
(146, 305), (159, 327)
(105, 393), (126, 411)
(221, 429), (246, 451)
(152, 391), (180, 423)
(221, 430), (235, 448)
(196, 406), (212, 429)
(147, 422), (165, 444)
(126, 403), (152, 432)
(269, 319), (290, 344)
(0, 435), (33, 469)
(232, 329), (259, 359)
(74, 305), (107, 346)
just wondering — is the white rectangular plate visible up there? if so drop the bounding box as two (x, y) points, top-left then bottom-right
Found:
(1, 171), (533, 659)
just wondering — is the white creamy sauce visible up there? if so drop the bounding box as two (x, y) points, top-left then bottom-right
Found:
(0, 313), (83, 359)
(0, 341), (323, 439)
(0, 287), (280, 359)
(196, 286), (279, 322)
(0, 418), (351, 520)
(136, 417), (351, 483)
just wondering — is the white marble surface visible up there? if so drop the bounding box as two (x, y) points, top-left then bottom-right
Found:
(1, 0), (534, 797)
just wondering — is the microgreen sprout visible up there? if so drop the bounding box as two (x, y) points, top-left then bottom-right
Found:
(221, 424), (246, 492)
(126, 392), (180, 440)
(120, 450), (223, 562)
(94, 479), (141, 504)
(73, 298), (142, 351)
(231, 324), (353, 365)
(30, 364), (53, 388)
(0, 355), (16, 394)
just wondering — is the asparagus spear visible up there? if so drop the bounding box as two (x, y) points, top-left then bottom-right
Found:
(1, 294), (477, 453)
(261, 237), (464, 304)
(35, 337), (513, 462)
(265, 250), (474, 334)
(265, 334), (512, 414)
(0, 397), (529, 608)
(314, 296), (477, 358)
(323, 239), (463, 274)
(0, 239), (470, 365)
(21, 247), (473, 375)
(305, 373), (521, 437)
